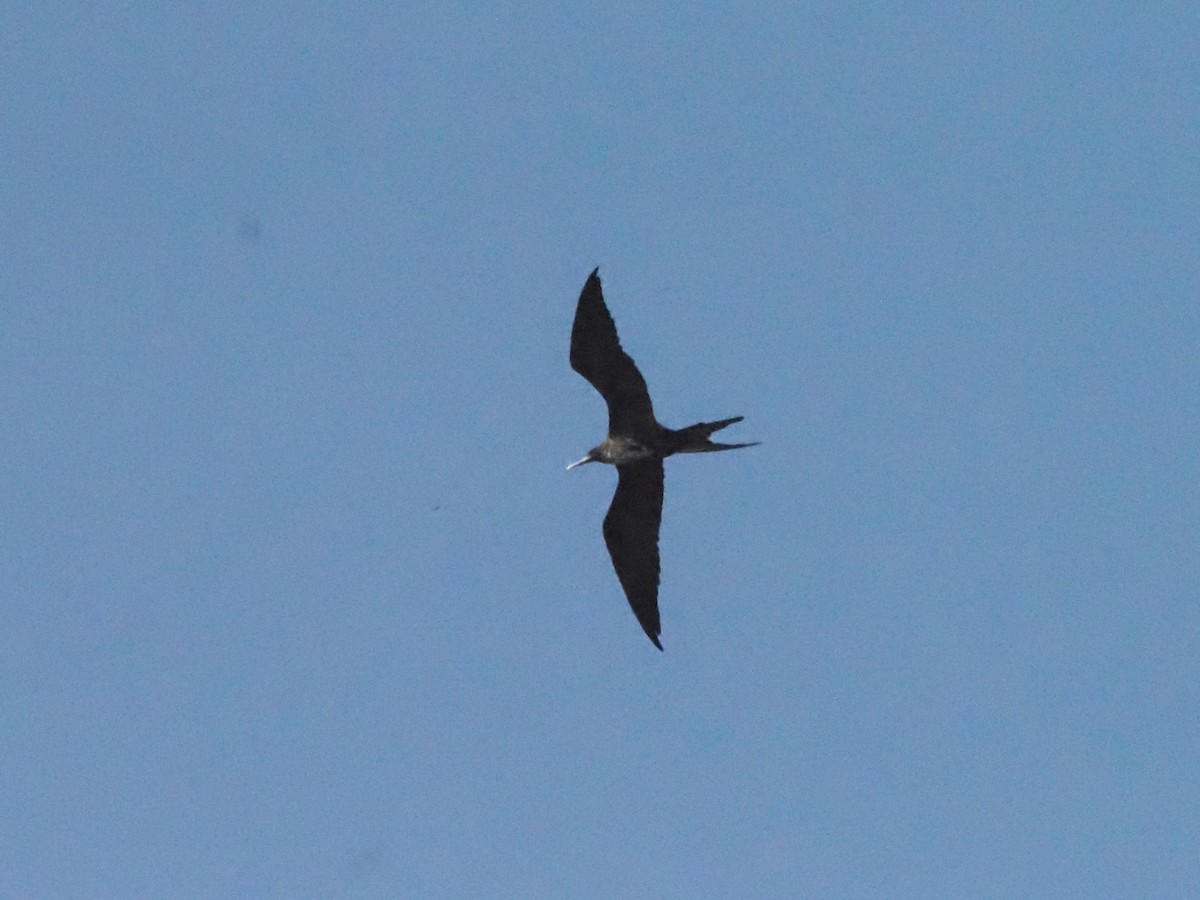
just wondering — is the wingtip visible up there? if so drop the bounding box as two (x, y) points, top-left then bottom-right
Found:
(651, 634), (664, 651)
(589, 266), (600, 279)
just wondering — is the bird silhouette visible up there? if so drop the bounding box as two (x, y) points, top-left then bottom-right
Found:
(568, 268), (758, 649)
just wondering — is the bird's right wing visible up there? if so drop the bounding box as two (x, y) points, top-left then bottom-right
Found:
(602, 460), (665, 650)
(570, 269), (657, 434)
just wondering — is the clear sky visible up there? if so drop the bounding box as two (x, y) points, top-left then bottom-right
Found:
(3, 4), (1198, 898)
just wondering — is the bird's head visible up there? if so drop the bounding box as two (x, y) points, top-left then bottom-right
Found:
(566, 447), (602, 470)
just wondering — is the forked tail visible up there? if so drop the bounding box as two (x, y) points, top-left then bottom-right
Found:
(670, 416), (761, 454)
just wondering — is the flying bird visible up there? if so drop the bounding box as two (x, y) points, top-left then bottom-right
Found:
(568, 268), (758, 649)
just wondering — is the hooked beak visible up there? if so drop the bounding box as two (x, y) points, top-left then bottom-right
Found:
(566, 453), (596, 471)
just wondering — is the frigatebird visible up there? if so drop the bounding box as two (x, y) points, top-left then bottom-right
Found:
(568, 268), (758, 650)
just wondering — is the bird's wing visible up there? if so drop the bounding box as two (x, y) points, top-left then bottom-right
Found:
(570, 268), (657, 435)
(602, 460), (665, 650)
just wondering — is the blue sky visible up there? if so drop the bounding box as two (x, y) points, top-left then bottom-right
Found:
(3, 4), (1198, 897)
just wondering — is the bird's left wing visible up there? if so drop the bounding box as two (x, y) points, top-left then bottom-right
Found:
(570, 269), (657, 434)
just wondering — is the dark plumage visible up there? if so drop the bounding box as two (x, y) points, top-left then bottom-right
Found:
(568, 268), (758, 649)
